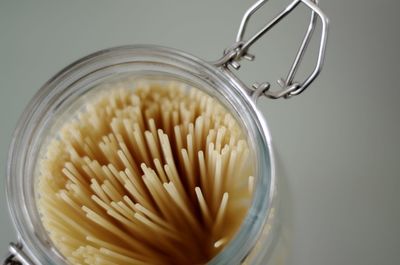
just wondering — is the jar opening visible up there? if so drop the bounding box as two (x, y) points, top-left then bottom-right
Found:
(6, 45), (275, 265)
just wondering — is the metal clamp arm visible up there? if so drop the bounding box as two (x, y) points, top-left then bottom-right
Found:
(2, 243), (33, 265)
(215, 0), (329, 99)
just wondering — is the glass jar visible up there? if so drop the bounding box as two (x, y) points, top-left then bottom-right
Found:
(5, 45), (276, 265)
(3, 1), (328, 264)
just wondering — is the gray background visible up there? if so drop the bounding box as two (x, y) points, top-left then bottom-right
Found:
(0, 0), (399, 264)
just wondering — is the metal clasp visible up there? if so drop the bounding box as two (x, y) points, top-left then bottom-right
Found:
(2, 243), (34, 265)
(214, 0), (329, 99)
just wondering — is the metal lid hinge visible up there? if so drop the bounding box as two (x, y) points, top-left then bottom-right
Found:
(213, 0), (329, 100)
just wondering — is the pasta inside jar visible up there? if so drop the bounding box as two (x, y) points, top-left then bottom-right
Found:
(36, 79), (255, 265)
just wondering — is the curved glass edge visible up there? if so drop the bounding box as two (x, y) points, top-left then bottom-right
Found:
(6, 44), (277, 265)
(207, 67), (277, 265)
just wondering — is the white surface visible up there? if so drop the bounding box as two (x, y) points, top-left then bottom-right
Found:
(1, 0), (399, 264)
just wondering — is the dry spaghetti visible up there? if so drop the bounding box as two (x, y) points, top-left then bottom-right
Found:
(37, 81), (254, 265)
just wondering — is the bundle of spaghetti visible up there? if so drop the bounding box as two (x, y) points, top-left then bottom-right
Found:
(37, 81), (255, 265)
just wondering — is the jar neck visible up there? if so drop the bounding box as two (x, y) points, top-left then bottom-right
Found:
(6, 45), (276, 265)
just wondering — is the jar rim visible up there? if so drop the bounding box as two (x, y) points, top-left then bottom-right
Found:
(6, 44), (276, 264)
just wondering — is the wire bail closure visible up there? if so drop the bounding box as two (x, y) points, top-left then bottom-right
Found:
(214, 0), (329, 99)
(2, 243), (33, 265)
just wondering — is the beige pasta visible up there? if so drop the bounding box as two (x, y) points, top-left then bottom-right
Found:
(37, 80), (255, 265)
